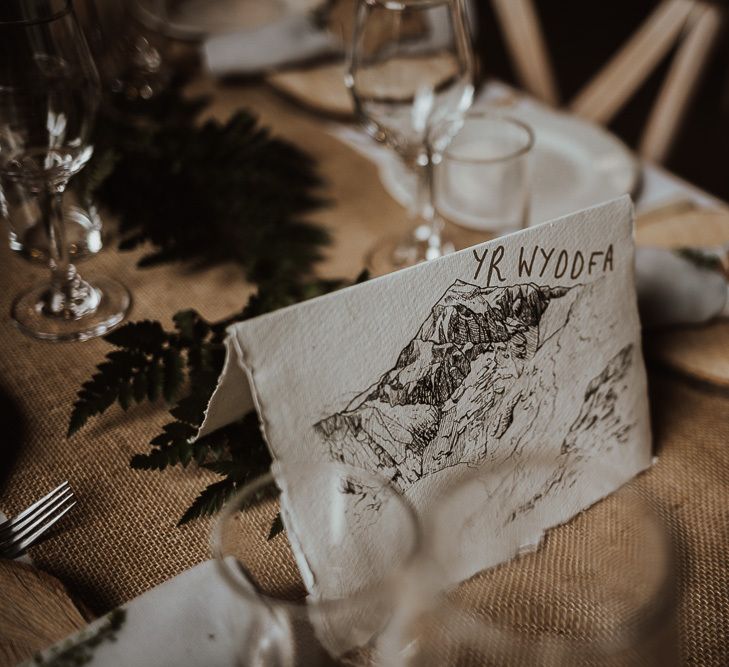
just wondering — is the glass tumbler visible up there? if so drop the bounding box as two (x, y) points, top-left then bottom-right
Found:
(390, 482), (678, 666)
(434, 111), (534, 237)
(213, 461), (423, 667)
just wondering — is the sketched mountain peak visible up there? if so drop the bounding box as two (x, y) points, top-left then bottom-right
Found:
(418, 281), (569, 345)
(345, 281), (571, 412)
(316, 280), (584, 489)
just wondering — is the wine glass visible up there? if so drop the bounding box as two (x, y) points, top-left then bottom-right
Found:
(213, 461), (423, 666)
(0, 0), (131, 341)
(2, 172), (104, 265)
(347, 0), (475, 274)
(76, 0), (170, 101)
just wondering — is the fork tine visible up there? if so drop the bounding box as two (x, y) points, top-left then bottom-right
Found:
(0, 482), (69, 535)
(2, 500), (76, 559)
(0, 488), (74, 548)
(0, 486), (73, 541)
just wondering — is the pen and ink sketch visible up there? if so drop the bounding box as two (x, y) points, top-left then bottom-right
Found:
(314, 278), (636, 508)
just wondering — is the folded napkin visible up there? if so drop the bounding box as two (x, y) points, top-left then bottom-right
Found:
(636, 247), (729, 328)
(204, 1), (478, 77)
(29, 561), (251, 667)
(204, 12), (340, 77)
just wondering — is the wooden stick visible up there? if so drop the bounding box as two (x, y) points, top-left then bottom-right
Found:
(639, 2), (725, 163)
(569, 0), (694, 124)
(490, 0), (560, 106)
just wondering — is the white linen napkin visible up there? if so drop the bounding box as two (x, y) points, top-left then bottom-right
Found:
(204, 12), (340, 77)
(636, 247), (729, 328)
(204, 1), (478, 77)
(28, 561), (254, 667)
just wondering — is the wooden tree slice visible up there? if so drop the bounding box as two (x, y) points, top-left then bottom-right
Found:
(266, 52), (462, 119)
(637, 203), (729, 388)
(266, 0), (432, 118)
(0, 560), (87, 667)
(267, 61), (354, 118)
(637, 201), (729, 247)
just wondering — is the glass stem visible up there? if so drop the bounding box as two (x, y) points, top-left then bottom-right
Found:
(41, 184), (95, 319)
(414, 148), (444, 255)
(45, 185), (71, 293)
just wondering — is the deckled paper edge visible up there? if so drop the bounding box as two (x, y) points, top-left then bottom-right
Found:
(227, 334), (319, 602)
(226, 307), (379, 658)
(196, 336), (254, 439)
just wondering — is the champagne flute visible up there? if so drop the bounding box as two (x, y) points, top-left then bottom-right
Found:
(0, 0), (131, 341)
(347, 0), (475, 274)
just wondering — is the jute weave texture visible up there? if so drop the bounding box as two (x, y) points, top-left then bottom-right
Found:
(0, 81), (727, 665)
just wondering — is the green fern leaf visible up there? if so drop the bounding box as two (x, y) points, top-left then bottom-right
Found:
(131, 437), (210, 471)
(67, 349), (144, 437)
(162, 348), (185, 403)
(67, 404), (92, 439)
(132, 371), (147, 403)
(130, 443), (188, 471)
(118, 381), (133, 411)
(169, 393), (211, 428)
(149, 421), (198, 447)
(177, 478), (237, 526)
(268, 513), (284, 540)
(104, 320), (168, 353)
(147, 360), (164, 402)
(173, 309), (210, 346)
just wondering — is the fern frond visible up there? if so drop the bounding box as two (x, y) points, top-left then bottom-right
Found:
(178, 479), (237, 526)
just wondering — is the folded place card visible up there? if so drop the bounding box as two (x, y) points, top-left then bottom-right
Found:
(200, 196), (652, 654)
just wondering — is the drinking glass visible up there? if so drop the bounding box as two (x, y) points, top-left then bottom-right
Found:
(435, 111), (534, 238)
(347, 0), (475, 273)
(0, 0), (131, 341)
(2, 178), (103, 265)
(77, 0), (170, 100)
(213, 461), (422, 666)
(390, 483), (678, 666)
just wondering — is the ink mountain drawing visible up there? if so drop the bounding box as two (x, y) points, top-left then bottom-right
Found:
(314, 279), (636, 494)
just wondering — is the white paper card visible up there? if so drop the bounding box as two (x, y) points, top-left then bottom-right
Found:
(223, 197), (652, 653)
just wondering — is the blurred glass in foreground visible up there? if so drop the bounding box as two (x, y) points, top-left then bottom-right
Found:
(389, 481), (678, 666)
(213, 461), (422, 666)
(0, 0), (130, 341)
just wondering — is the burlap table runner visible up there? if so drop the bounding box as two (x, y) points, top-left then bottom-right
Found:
(0, 80), (397, 613)
(0, 79), (728, 665)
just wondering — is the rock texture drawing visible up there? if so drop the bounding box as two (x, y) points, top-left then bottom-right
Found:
(509, 344), (635, 521)
(314, 279), (636, 494)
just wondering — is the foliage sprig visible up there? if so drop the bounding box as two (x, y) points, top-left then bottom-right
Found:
(70, 275), (366, 525)
(83, 79), (330, 281)
(70, 78), (368, 527)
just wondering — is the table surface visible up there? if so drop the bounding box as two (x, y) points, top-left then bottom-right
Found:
(1, 77), (729, 666)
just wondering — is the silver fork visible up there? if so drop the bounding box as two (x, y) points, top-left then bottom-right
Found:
(0, 481), (75, 559)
